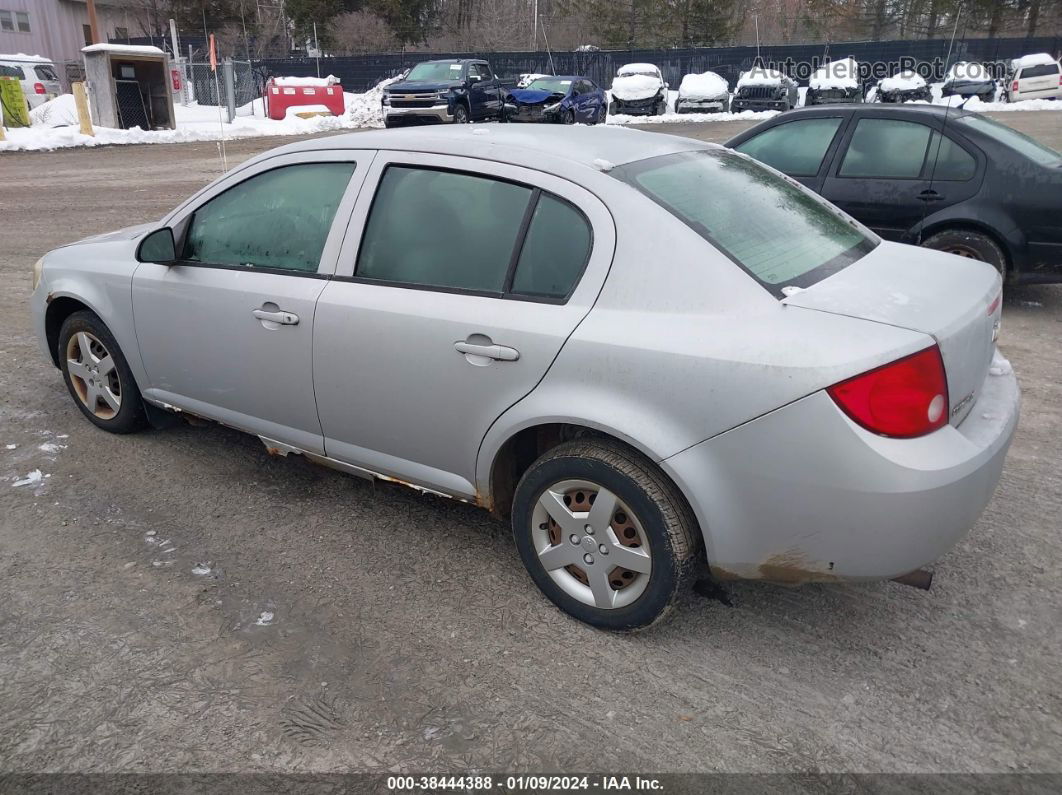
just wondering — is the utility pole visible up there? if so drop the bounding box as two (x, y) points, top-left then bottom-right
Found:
(86, 0), (101, 44)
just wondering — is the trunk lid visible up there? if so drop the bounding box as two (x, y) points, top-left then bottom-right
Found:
(783, 241), (1002, 427)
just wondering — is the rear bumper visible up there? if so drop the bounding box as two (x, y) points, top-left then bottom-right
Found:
(662, 359), (1020, 584)
(384, 104), (454, 123)
(1011, 88), (1061, 101)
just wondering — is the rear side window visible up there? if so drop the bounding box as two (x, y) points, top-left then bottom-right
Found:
(1020, 64), (1060, 78)
(957, 114), (1062, 167)
(183, 163), (355, 272)
(925, 132), (977, 181)
(511, 195), (591, 299)
(0, 64), (23, 79)
(734, 117), (844, 176)
(356, 166), (592, 299)
(839, 118), (932, 178)
(612, 150), (875, 295)
(34, 65), (59, 81)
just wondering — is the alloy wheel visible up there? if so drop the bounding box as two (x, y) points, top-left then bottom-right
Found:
(66, 331), (122, 419)
(531, 479), (652, 610)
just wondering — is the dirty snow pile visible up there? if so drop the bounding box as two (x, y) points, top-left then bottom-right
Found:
(810, 58), (860, 90)
(1, 76), (400, 151)
(678, 71), (729, 98)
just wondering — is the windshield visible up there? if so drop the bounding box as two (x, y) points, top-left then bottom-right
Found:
(406, 62), (463, 82)
(611, 150), (875, 295)
(527, 78), (572, 94)
(958, 115), (1062, 167)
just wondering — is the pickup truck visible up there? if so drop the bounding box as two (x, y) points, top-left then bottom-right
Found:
(382, 59), (508, 126)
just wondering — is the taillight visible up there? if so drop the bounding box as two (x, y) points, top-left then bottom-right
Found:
(1012, 80), (1019, 92)
(827, 346), (949, 438)
(34, 82), (46, 94)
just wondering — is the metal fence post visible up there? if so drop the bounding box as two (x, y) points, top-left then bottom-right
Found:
(222, 58), (236, 122)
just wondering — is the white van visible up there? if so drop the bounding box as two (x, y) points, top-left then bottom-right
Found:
(0, 54), (62, 110)
(1005, 53), (1061, 102)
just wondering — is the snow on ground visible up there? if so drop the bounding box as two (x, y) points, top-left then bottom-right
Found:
(607, 108), (779, 125)
(1, 76), (398, 152)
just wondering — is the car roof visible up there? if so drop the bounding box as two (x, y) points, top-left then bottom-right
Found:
(769, 104), (975, 120)
(265, 125), (714, 177)
(419, 58), (480, 65)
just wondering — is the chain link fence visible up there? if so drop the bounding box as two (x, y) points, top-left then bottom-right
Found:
(174, 58), (265, 120)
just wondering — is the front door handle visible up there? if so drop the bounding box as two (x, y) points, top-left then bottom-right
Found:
(917, 190), (945, 202)
(455, 341), (520, 361)
(253, 308), (299, 325)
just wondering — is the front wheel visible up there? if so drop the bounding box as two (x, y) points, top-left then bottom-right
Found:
(921, 229), (1008, 280)
(512, 439), (699, 631)
(452, 103), (469, 124)
(59, 311), (147, 434)
(563, 108), (576, 125)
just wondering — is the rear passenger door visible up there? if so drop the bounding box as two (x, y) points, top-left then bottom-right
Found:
(312, 153), (616, 498)
(821, 115), (982, 240)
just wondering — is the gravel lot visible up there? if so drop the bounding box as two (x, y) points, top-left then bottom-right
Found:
(0, 112), (1060, 775)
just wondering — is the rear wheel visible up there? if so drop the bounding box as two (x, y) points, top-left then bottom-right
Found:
(59, 311), (147, 434)
(512, 439), (699, 631)
(922, 229), (1007, 280)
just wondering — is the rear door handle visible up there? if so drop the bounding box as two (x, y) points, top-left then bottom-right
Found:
(917, 190), (945, 202)
(253, 308), (299, 325)
(454, 341), (520, 361)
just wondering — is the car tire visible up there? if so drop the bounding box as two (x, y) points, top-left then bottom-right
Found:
(655, 98), (666, 116)
(563, 108), (576, 125)
(596, 105), (607, 124)
(921, 229), (1008, 280)
(511, 438), (700, 631)
(58, 311), (147, 434)
(452, 103), (469, 124)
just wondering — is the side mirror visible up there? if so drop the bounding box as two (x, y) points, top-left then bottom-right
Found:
(137, 227), (176, 264)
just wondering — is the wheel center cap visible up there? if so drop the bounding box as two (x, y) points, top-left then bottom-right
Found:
(581, 536), (597, 553)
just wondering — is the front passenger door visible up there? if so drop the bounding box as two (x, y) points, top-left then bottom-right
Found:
(132, 155), (366, 453)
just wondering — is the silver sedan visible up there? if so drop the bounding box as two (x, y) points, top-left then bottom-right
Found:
(30, 126), (1020, 630)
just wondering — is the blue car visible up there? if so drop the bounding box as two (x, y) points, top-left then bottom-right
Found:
(504, 75), (607, 124)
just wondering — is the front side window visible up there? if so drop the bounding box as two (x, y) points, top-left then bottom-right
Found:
(839, 118), (932, 179)
(356, 166), (593, 299)
(183, 163), (355, 272)
(611, 149), (874, 294)
(734, 117), (844, 177)
(0, 64), (21, 78)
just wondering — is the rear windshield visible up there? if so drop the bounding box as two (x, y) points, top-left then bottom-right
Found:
(957, 115), (1062, 167)
(1020, 63), (1060, 78)
(611, 150), (875, 296)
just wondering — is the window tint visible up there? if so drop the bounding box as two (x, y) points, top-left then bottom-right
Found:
(512, 195), (591, 299)
(0, 64), (22, 78)
(183, 163), (355, 272)
(611, 150), (874, 294)
(734, 117), (844, 177)
(1020, 63), (1060, 78)
(957, 114), (1062, 167)
(839, 119), (932, 178)
(34, 65), (58, 81)
(925, 132), (976, 181)
(357, 166), (532, 292)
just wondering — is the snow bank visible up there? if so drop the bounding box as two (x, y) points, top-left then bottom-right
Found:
(608, 108), (779, 125)
(810, 58), (860, 90)
(82, 43), (165, 56)
(1014, 52), (1058, 69)
(29, 93), (82, 127)
(611, 74), (662, 101)
(737, 68), (789, 88)
(272, 75), (340, 87)
(617, 63), (660, 77)
(880, 71), (926, 92)
(678, 71), (728, 98)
